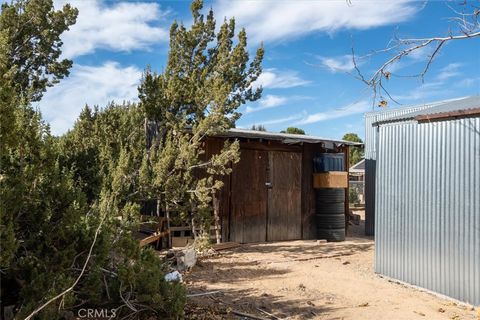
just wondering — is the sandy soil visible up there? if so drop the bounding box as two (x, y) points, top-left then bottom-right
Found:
(184, 212), (479, 320)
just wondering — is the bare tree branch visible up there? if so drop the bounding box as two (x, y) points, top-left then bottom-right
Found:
(351, 1), (480, 107)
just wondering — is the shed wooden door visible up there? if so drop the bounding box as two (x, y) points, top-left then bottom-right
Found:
(230, 149), (268, 243)
(267, 151), (302, 241)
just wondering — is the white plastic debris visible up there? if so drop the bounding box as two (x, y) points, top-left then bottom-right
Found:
(164, 270), (183, 282)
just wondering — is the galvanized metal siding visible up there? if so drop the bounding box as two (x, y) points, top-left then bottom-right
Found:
(364, 105), (434, 235)
(375, 117), (480, 305)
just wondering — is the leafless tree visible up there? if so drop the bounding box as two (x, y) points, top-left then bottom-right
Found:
(351, 1), (480, 107)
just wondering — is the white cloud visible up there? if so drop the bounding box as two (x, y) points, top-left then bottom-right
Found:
(260, 95), (287, 108)
(57, 0), (169, 58)
(455, 77), (479, 88)
(245, 94), (287, 113)
(318, 55), (358, 73)
(215, 0), (419, 44)
(296, 100), (371, 125)
(38, 61), (142, 135)
(393, 81), (449, 102)
(247, 114), (303, 128)
(393, 63), (464, 102)
(435, 63), (462, 81)
(254, 68), (310, 89)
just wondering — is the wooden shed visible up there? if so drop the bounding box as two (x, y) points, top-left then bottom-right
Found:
(203, 129), (355, 243)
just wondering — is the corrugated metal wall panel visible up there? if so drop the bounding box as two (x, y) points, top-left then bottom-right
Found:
(375, 117), (480, 305)
(364, 105), (437, 235)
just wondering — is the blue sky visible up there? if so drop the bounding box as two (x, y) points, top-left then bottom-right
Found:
(38, 0), (480, 139)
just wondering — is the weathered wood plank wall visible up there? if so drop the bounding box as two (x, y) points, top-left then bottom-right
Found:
(204, 137), (336, 243)
(267, 151), (302, 241)
(301, 144), (317, 239)
(230, 149), (268, 243)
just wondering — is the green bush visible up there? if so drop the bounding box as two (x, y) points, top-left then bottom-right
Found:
(349, 188), (360, 205)
(0, 1), (186, 319)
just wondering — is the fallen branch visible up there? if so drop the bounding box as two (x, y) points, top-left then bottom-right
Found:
(24, 215), (105, 320)
(119, 283), (137, 312)
(256, 307), (282, 320)
(212, 242), (241, 251)
(187, 290), (222, 298)
(232, 310), (268, 320)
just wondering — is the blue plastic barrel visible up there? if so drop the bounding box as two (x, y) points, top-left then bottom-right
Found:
(313, 153), (345, 172)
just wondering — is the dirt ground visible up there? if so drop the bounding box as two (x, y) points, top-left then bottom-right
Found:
(184, 211), (479, 320)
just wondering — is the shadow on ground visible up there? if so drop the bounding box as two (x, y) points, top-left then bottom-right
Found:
(185, 212), (374, 319)
(185, 287), (340, 320)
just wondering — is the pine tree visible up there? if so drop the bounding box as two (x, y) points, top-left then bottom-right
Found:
(1, 1), (186, 319)
(342, 133), (364, 167)
(281, 127), (305, 135)
(251, 124), (267, 131)
(138, 0), (264, 245)
(58, 102), (186, 319)
(0, 0), (81, 289)
(0, 0), (77, 102)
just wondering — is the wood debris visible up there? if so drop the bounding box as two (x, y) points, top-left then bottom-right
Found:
(232, 310), (269, 320)
(212, 242), (241, 251)
(256, 307), (282, 320)
(187, 291), (222, 298)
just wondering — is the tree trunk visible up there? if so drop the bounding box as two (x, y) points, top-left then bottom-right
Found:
(165, 203), (171, 248)
(191, 202), (198, 240)
(213, 192), (221, 244)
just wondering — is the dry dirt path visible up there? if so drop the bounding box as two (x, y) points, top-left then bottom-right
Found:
(185, 235), (478, 320)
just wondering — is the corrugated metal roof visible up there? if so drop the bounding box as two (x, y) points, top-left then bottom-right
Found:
(374, 96), (480, 125)
(216, 128), (361, 146)
(349, 159), (365, 172)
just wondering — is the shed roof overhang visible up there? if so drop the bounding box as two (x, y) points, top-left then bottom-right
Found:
(214, 128), (362, 148)
(372, 96), (480, 126)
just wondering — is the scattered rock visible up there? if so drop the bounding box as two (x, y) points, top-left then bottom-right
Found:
(358, 302), (369, 307)
(342, 261), (350, 265)
(438, 307), (446, 313)
(413, 310), (426, 316)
